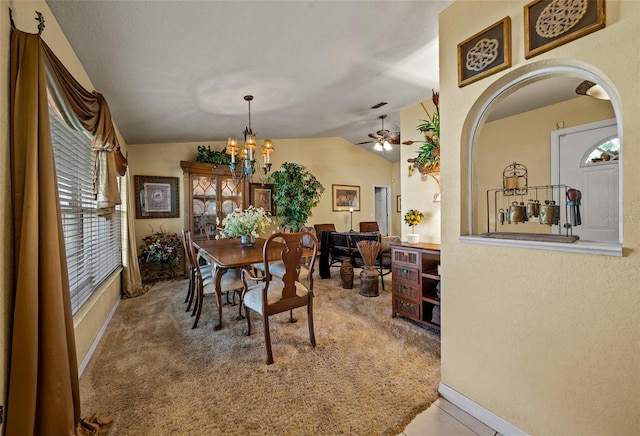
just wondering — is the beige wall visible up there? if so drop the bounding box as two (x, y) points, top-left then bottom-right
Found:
(438, 1), (640, 434)
(475, 96), (615, 234)
(400, 100), (441, 244)
(128, 137), (395, 245)
(1, 3), (124, 421)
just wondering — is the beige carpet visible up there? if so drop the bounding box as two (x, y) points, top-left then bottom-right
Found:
(80, 272), (441, 435)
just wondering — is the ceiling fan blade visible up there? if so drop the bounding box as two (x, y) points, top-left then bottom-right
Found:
(402, 140), (422, 145)
(389, 133), (401, 144)
(356, 140), (374, 145)
(368, 133), (381, 140)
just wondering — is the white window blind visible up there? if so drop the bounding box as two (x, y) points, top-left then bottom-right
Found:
(49, 109), (122, 314)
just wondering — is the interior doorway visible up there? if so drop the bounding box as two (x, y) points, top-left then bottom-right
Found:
(551, 118), (620, 242)
(373, 185), (391, 236)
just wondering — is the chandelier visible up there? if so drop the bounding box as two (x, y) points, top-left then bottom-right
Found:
(226, 95), (275, 184)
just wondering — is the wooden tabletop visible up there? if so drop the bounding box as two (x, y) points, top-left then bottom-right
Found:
(194, 238), (297, 269)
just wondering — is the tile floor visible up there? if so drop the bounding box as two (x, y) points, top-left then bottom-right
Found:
(400, 397), (501, 436)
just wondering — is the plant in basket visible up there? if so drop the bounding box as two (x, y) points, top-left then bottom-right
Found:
(138, 226), (182, 266)
(408, 90), (440, 178)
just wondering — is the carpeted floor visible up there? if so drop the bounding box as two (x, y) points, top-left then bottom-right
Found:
(79, 271), (441, 435)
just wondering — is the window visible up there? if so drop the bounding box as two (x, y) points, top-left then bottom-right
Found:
(50, 109), (122, 314)
(583, 137), (620, 166)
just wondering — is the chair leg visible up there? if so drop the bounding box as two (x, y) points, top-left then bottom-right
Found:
(307, 297), (316, 347)
(192, 279), (203, 329)
(186, 269), (196, 312)
(379, 264), (385, 291)
(184, 268), (193, 304)
(263, 314), (274, 365)
(289, 309), (296, 323)
(245, 307), (252, 336)
(236, 290), (244, 320)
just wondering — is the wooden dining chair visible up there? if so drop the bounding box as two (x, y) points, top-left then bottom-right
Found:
(181, 229), (213, 312)
(184, 231), (244, 329)
(241, 231), (319, 364)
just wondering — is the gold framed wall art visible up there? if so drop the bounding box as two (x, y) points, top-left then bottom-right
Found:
(524, 0), (605, 59)
(458, 17), (511, 88)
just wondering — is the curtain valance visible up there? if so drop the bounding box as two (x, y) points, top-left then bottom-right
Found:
(41, 36), (126, 216)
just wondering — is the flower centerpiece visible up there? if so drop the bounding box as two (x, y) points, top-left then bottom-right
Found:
(404, 209), (424, 244)
(408, 90), (440, 178)
(220, 206), (273, 247)
(138, 227), (182, 267)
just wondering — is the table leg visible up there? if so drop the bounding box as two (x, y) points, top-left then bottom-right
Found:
(213, 267), (227, 330)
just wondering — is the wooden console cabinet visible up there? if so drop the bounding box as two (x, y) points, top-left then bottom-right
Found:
(180, 161), (249, 241)
(390, 242), (441, 331)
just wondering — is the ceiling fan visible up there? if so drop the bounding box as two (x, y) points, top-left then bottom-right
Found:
(356, 115), (400, 151)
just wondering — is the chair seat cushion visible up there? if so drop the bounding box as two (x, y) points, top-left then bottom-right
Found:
(203, 268), (243, 295)
(243, 279), (309, 315)
(253, 262), (309, 282)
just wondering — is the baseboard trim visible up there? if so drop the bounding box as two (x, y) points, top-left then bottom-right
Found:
(438, 382), (530, 436)
(78, 297), (120, 377)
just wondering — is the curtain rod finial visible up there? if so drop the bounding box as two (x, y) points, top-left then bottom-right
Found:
(9, 8), (15, 29)
(35, 11), (45, 35)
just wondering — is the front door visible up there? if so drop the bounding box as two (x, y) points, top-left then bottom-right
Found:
(552, 119), (619, 242)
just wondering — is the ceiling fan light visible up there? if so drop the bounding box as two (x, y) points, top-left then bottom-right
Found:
(373, 142), (383, 152)
(383, 140), (392, 151)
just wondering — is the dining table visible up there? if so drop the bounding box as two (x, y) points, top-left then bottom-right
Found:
(193, 237), (306, 330)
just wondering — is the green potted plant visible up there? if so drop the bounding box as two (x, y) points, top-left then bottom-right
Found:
(269, 162), (324, 231)
(408, 90), (440, 178)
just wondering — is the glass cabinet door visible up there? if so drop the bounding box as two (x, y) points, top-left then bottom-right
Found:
(182, 161), (249, 241)
(191, 175), (217, 238)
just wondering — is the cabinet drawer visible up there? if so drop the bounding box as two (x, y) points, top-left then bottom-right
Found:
(392, 265), (420, 285)
(393, 297), (419, 320)
(392, 248), (420, 267)
(392, 280), (420, 302)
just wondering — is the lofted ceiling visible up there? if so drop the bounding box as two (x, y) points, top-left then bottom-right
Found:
(46, 0), (456, 163)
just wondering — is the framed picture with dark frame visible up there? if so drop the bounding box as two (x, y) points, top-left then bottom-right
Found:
(524, 0), (605, 59)
(250, 183), (275, 215)
(134, 175), (179, 219)
(332, 184), (360, 212)
(396, 195), (402, 213)
(458, 17), (511, 88)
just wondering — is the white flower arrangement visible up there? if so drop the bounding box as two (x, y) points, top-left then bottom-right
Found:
(220, 206), (272, 238)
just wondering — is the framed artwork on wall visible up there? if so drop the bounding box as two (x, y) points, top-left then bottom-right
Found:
(458, 17), (511, 88)
(332, 184), (360, 212)
(135, 175), (179, 219)
(396, 195), (402, 213)
(524, 0), (605, 59)
(250, 183), (275, 215)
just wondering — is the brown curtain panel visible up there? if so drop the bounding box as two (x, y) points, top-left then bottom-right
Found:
(8, 29), (80, 435)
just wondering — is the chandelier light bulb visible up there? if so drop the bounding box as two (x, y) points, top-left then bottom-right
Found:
(374, 142), (383, 151)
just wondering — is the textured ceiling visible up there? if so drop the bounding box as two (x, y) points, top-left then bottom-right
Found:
(47, 0), (457, 163)
(45, 1), (589, 163)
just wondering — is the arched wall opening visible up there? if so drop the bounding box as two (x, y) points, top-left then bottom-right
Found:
(459, 60), (622, 254)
